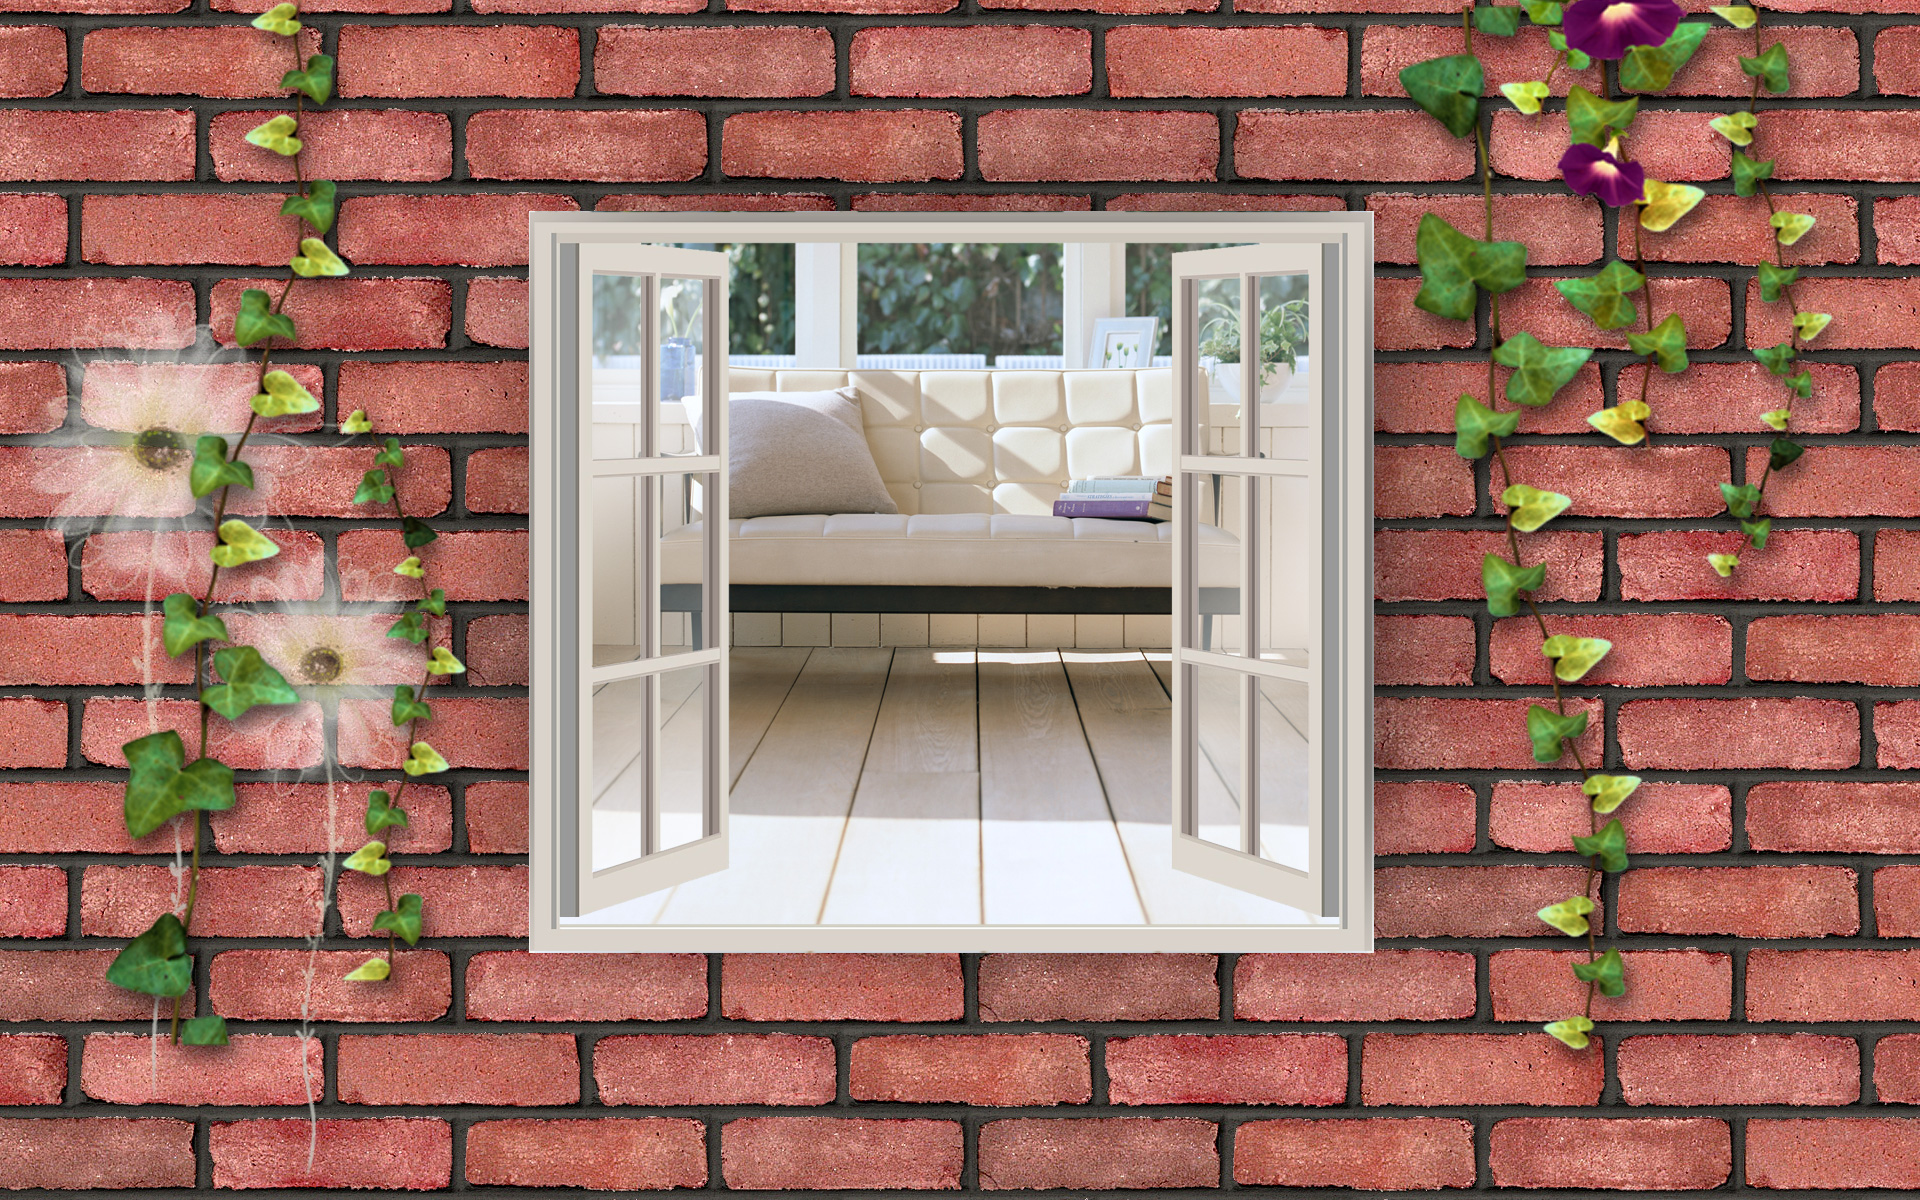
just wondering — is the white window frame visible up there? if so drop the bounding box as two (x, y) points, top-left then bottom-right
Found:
(529, 211), (1374, 953)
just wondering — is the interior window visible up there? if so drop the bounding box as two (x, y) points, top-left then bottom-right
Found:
(856, 243), (1064, 364)
(1126, 242), (1252, 358)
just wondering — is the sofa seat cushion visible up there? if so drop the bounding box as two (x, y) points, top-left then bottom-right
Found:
(663, 514), (1238, 589)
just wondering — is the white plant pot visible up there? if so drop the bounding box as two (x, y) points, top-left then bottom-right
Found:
(1211, 362), (1293, 405)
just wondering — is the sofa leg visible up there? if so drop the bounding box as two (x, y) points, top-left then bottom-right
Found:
(691, 610), (703, 651)
(1202, 613), (1212, 652)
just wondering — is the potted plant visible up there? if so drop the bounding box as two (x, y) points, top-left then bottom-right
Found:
(659, 280), (702, 403)
(1198, 296), (1307, 403)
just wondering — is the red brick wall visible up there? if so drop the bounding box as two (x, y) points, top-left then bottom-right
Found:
(0, 0), (1914, 1192)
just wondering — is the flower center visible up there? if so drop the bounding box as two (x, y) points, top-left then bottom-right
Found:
(132, 428), (190, 473)
(299, 646), (343, 684)
(1602, 2), (1637, 21)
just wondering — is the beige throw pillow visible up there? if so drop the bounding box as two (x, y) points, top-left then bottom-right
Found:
(702, 387), (899, 520)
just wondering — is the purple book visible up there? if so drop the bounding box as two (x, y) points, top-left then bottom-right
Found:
(1053, 497), (1170, 520)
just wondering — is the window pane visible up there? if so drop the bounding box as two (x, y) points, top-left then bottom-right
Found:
(1190, 662), (1243, 852)
(858, 243), (1063, 360)
(657, 663), (711, 852)
(1126, 242), (1252, 358)
(590, 675), (648, 873)
(1257, 674), (1310, 870)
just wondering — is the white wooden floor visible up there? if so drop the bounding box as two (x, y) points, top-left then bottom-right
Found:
(586, 647), (1321, 927)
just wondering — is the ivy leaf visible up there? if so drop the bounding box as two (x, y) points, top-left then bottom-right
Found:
(1761, 408), (1792, 432)
(392, 685), (432, 726)
(232, 288), (294, 347)
(1758, 262), (1799, 304)
(393, 557), (425, 579)
(1520, 0), (1562, 24)
(1572, 946), (1627, 997)
(281, 180), (336, 236)
(341, 408), (372, 434)
(375, 437), (406, 470)
(1753, 341), (1797, 376)
(1732, 150), (1775, 198)
(180, 1014), (230, 1045)
(366, 789), (410, 835)
(1721, 481), (1761, 519)
(353, 469), (394, 506)
(344, 840), (391, 876)
(245, 114), (301, 157)
(1620, 22), (1709, 93)
(426, 647), (466, 676)
(1711, 4), (1758, 28)
(1709, 110), (1757, 146)
(1627, 313), (1689, 374)
(106, 913), (192, 997)
(174, 756), (237, 816)
(1743, 517), (1772, 549)
(161, 593), (228, 658)
(404, 742), (450, 776)
(372, 894), (424, 946)
(344, 957), (390, 982)
(1708, 552), (1740, 576)
(201, 645), (299, 721)
(189, 435), (253, 499)
(1786, 370), (1813, 400)
(1417, 215), (1527, 320)
(1537, 895), (1596, 937)
(388, 612), (428, 645)
(1770, 211), (1816, 247)
(1541, 634), (1612, 682)
(1588, 399), (1652, 446)
(1573, 817), (1630, 872)
(251, 2), (301, 35)
(289, 237), (350, 279)
(1556, 260), (1644, 331)
(1455, 393), (1521, 459)
(1740, 41), (1790, 94)
(416, 589), (447, 617)
(1544, 1015), (1596, 1049)
(1527, 704), (1588, 763)
(1638, 180), (1705, 233)
(211, 520), (280, 569)
(1583, 773), (1642, 814)
(1770, 437), (1805, 472)
(402, 517), (438, 549)
(1474, 4), (1523, 35)
(1483, 554), (1546, 617)
(281, 52), (334, 106)
(1793, 311), (1832, 341)
(1500, 80), (1550, 115)
(1548, 30), (1593, 71)
(123, 730), (188, 839)
(1493, 332), (1591, 407)
(1503, 484), (1573, 533)
(1567, 86), (1637, 148)
(252, 369), (320, 418)
(1399, 54), (1484, 139)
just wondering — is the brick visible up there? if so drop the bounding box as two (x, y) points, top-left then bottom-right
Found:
(339, 696), (526, 770)
(215, 0), (448, 9)
(1107, 1034), (1345, 1105)
(212, 781), (452, 854)
(1371, 192), (1601, 266)
(1619, 1035), (1859, 1106)
(1618, 529), (1858, 602)
(221, 444), (451, 518)
(1375, 275), (1474, 350)
(210, 950), (452, 1022)
(1878, 363), (1920, 431)
(977, 953), (1215, 1020)
(338, 530), (526, 600)
(725, 954), (962, 1021)
(0, 362), (65, 432)
(470, 109), (705, 181)
(477, 0), (698, 9)
(465, 780), (530, 853)
(1491, 950), (1733, 1023)
(0, 1119), (195, 1189)
(82, 1034), (321, 1106)
(0, 615), (181, 684)
(1747, 950), (1920, 1022)
(1645, 361), (1858, 434)
(851, 1034), (1088, 1105)
(0, 865), (64, 937)
(0, 528), (64, 601)
(1502, 275), (1731, 352)
(1749, 278), (1920, 350)
(0, 25), (63, 96)
(1881, 529), (1920, 600)
(1375, 697), (1603, 771)
(1376, 866), (1596, 939)
(1490, 1118), (1731, 1189)
(598, 1034), (836, 1106)
(0, 950), (194, 1022)
(1753, 446), (1920, 517)
(1107, 26), (1343, 97)
(0, 110), (191, 181)
(1493, 109), (1727, 182)
(1375, 445), (1472, 520)
(338, 24), (579, 97)
(1106, 191), (1341, 212)
(210, 1119), (452, 1190)
(1374, 615), (1473, 686)
(723, 111), (961, 183)
(467, 1119), (707, 1189)
(338, 360), (528, 432)
(733, 0), (952, 9)
(977, 1118), (1216, 1190)
(602, 191), (836, 211)
(0, 0), (184, 9)
(1882, 197), (1920, 265)
(1877, 865), (1920, 937)
(1876, 1034), (1920, 1104)
(466, 614), (527, 686)
(1618, 698), (1859, 770)
(466, 275), (528, 347)
(338, 865), (529, 937)
(982, 0), (1206, 9)
(980, 108), (1217, 181)
(1753, 111), (1920, 181)
(1750, 615), (1920, 684)
(338, 1033), (578, 1106)
(1491, 614), (1732, 688)
(1491, 782), (1732, 854)
(0, 278), (193, 349)
(83, 529), (325, 602)
(851, 26), (1087, 99)
(467, 951), (706, 1021)
(211, 277), (451, 351)
(211, 109), (452, 182)
(465, 447), (528, 513)
(1749, 781), (1920, 853)
(81, 26), (299, 97)
(0, 698), (63, 767)
(1236, 950), (1474, 1021)
(1883, 26), (1920, 94)
(1362, 1034), (1603, 1107)
(1631, 193), (1858, 266)
(1366, 25), (1599, 98)
(82, 193), (297, 266)
(81, 864), (324, 938)
(1747, 1119), (1920, 1190)
(1238, 109), (1471, 181)
(0, 1035), (63, 1104)
(339, 194), (577, 268)
(1375, 360), (1600, 433)
(1374, 780), (1476, 854)
(1234, 1118), (1474, 1189)
(852, 192), (1094, 211)
(723, 1117), (963, 1190)
(81, 354), (329, 427)
(603, 26), (836, 97)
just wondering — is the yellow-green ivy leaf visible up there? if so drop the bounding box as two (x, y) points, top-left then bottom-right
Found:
(1573, 817), (1630, 872)
(1793, 311), (1832, 341)
(1758, 262), (1799, 304)
(1743, 516), (1772, 549)
(1483, 554), (1546, 618)
(426, 647), (466, 676)
(1544, 1015), (1596, 1049)
(1584, 773), (1642, 814)
(210, 519), (280, 568)
(393, 556), (425, 579)
(344, 840), (391, 876)
(1573, 946), (1627, 998)
(289, 237), (349, 278)
(1455, 393), (1521, 459)
(404, 742), (449, 776)
(1527, 704), (1588, 763)
(1541, 634), (1612, 683)
(1787, 369), (1813, 399)
(352, 469), (394, 506)
(1771, 211), (1816, 246)
(1721, 481), (1761, 519)
(1709, 551), (1741, 576)
(1538, 895), (1596, 937)
(341, 408), (373, 434)
(344, 957), (390, 982)
(1761, 408), (1791, 432)
(1500, 80), (1550, 115)
(1638, 180), (1705, 233)
(1709, 110), (1757, 145)
(1503, 483), (1573, 532)
(251, 2), (301, 35)
(244, 114), (301, 157)
(251, 369), (320, 418)
(1588, 399), (1651, 445)
(1711, 4), (1757, 28)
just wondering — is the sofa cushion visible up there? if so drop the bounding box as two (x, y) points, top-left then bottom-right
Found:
(713, 387), (899, 520)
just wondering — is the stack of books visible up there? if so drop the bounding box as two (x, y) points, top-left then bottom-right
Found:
(1052, 475), (1173, 522)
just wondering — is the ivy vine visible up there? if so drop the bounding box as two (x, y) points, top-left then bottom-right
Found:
(1402, 0), (1817, 1047)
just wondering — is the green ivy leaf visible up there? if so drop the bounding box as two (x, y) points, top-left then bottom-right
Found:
(174, 756), (238, 817)
(1770, 437), (1805, 472)
(189, 435), (253, 499)
(211, 520), (279, 569)
(1754, 341), (1797, 376)
(1526, 704), (1588, 763)
(201, 645), (299, 721)
(388, 612), (429, 645)
(1638, 180), (1705, 233)
(372, 893), (424, 946)
(232, 287), (294, 348)
(251, 2), (301, 35)
(1500, 80), (1549, 115)
(161, 593), (228, 659)
(106, 913), (192, 997)
(353, 469), (395, 506)
(1544, 1015), (1596, 1049)
(281, 52), (334, 106)
(344, 840), (391, 876)
(1416, 215), (1528, 320)
(1573, 817), (1630, 872)
(1541, 634), (1612, 683)
(1474, 5), (1523, 35)
(1572, 946), (1627, 997)
(1627, 313), (1689, 374)
(1721, 481), (1761, 519)
(341, 408), (372, 434)
(252, 369), (320, 418)
(366, 789), (410, 835)
(1537, 895), (1596, 937)
(1786, 370), (1813, 400)
(1548, 30), (1593, 71)
(345, 957), (391, 982)
(1620, 22), (1709, 92)
(289, 236), (349, 279)
(402, 517), (438, 550)
(1567, 86), (1637, 148)
(1709, 110), (1757, 146)
(1588, 399), (1651, 445)
(1709, 551), (1741, 576)
(245, 114), (301, 157)
(1743, 516), (1772, 549)
(1760, 408), (1792, 432)
(1740, 41), (1790, 94)
(1793, 311), (1832, 342)
(427, 646), (466, 676)
(1455, 393), (1521, 459)
(1770, 211), (1816, 247)
(404, 741), (449, 776)
(281, 179), (336, 236)
(1483, 554), (1546, 617)
(392, 685), (432, 726)
(1711, 4), (1758, 28)
(1583, 773), (1641, 814)
(1398, 54), (1484, 139)
(123, 730), (188, 839)
(1556, 260), (1644, 331)
(1520, 0), (1561, 24)
(393, 557), (425, 579)
(1493, 332), (1591, 407)
(416, 589), (447, 617)
(1758, 262), (1799, 304)
(375, 437), (405, 470)
(1732, 150), (1775, 198)
(180, 1014), (230, 1045)
(1503, 484), (1573, 533)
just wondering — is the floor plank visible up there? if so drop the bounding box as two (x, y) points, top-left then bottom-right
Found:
(726, 647), (812, 785)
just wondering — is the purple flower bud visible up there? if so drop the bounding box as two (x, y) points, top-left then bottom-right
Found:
(1559, 142), (1647, 208)
(1563, 0), (1685, 61)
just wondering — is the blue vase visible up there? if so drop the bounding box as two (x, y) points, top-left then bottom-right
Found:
(660, 337), (697, 402)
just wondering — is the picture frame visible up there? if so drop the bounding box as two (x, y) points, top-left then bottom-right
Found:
(1089, 315), (1159, 370)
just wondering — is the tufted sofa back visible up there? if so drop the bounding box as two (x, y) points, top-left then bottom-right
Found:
(727, 368), (1173, 517)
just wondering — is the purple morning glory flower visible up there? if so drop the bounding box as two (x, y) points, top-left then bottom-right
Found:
(1560, 142), (1646, 207)
(1563, 0), (1685, 60)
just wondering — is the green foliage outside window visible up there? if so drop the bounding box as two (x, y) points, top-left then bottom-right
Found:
(858, 243), (1062, 359)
